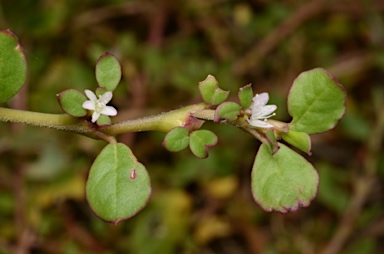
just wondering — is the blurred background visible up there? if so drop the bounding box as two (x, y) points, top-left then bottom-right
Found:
(0, 0), (384, 253)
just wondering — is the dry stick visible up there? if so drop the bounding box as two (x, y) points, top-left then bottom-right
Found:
(11, 84), (34, 254)
(327, 52), (374, 79)
(72, 1), (153, 30)
(361, 215), (384, 238)
(320, 176), (374, 254)
(321, 91), (384, 254)
(62, 204), (105, 253)
(197, 14), (232, 61)
(119, 73), (148, 147)
(233, 0), (327, 76)
(146, 5), (167, 47)
(119, 5), (165, 146)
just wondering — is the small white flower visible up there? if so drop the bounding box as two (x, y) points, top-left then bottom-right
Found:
(82, 90), (117, 123)
(247, 92), (277, 128)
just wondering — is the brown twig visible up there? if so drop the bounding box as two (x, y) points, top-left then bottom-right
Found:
(233, 0), (327, 76)
(360, 215), (384, 238)
(72, 1), (153, 30)
(119, 73), (148, 146)
(320, 175), (374, 254)
(62, 203), (105, 252)
(10, 78), (34, 254)
(327, 52), (374, 79)
(320, 89), (384, 254)
(146, 4), (167, 47)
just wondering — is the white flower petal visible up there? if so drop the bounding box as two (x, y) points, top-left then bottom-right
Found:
(252, 105), (277, 118)
(91, 112), (101, 123)
(252, 92), (269, 107)
(85, 90), (97, 102)
(82, 100), (95, 110)
(247, 92), (277, 129)
(101, 106), (117, 116)
(248, 119), (274, 128)
(83, 90), (118, 123)
(99, 91), (113, 104)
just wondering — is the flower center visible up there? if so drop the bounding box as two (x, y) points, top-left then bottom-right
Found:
(94, 100), (106, 113)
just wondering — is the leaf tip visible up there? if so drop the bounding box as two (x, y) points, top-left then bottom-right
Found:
(239, 83), (252, 91)
(1, 29), (17, 39)
(97, 51), (114, 59)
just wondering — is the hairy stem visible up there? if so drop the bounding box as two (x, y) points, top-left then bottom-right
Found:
(101, 103), (207, 135)
(0, 103), (208, 139)
(0, 107), (87, 133)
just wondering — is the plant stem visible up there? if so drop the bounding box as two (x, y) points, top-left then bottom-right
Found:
(101, 103), (207, 135)
(0, 103), (208, 138)
(0, 107), (87, 133)
(192, 109), (215, 121)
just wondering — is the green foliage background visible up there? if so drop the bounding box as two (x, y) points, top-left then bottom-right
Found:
(0, 0), (383, 253)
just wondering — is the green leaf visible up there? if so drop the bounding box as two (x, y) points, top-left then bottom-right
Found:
(198, 75), (229, 105)
(57, 89), (87, 117)
(0, 30), (27, 103)
(280, 130), (311, 155)
(95, 52), (121, 91)
(86, 143), (151, 223)
(162, 127), (190, 152)
(96, 115), (111, 126)
(288, 68), (346, 134)
(95, 86), (108, 97)
(238, 84), (253, 109)
(251, 142), (318, 212)
(189, 130), (218, 159)
(214, 102), (241, 122)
